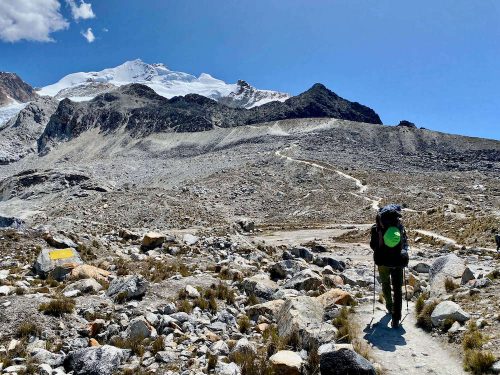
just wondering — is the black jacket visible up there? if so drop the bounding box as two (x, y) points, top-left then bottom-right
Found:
(370, 223), (409, 267)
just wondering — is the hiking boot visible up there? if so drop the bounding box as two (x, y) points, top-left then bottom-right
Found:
(391, 318), (400, 328)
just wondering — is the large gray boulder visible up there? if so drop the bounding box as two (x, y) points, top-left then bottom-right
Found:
(283, 269), (323, 291)
(141, 232), (166, 251)
(64, 345), (130, 375)
(320, 348), (376, 375)
(270, 260), (307, 280)
(44, 233), (78, 249)
(125, 317), (157, 340)
(63, 278), (102, 294)
(106, 275), (148, 301)
(34, 248), (83, 280)
(429, 254), (466, 296)
(269, 350), (303, 375)
(431, 301), (470, 327)
(241, 274), (279, 301)
(290, 246), (314, 262)
(313, 255), (346, 271)
(276, 296), (337, 350)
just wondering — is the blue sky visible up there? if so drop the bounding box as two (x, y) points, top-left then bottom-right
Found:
(1, 0), (499, 140)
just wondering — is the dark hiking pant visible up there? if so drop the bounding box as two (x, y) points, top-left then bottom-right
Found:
(496, 234), (500, 251)
(378, 266), (403, 321)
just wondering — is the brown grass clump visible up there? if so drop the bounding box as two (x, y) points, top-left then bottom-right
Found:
(111, 336), (145, 357)
(332, 307), (353, 343)
(463, 350), (496, 374)
(151, 336), (164, 354)
(416, 300), (438, 331)
(444, 277), (459, 293)
(462, 322), (486, 350)
(415, 293), (427, 315)
(39, 298), (75, 316)
(177, 299), (193, 313)
(16, 321), (41, 339)
(238, 315), (251, 333)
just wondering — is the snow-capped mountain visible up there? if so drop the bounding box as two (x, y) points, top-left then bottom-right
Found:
(39, 59), (290, 108)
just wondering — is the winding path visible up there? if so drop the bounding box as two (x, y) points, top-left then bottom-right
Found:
(356, 302), (466, 375)
(275, 145), (382, 210)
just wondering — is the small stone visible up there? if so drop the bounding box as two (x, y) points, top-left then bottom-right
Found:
(185, 285), (200, 298)
(269, 350), (303, 375)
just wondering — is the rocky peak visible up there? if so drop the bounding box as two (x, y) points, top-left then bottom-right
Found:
(0, 72), (38, 105)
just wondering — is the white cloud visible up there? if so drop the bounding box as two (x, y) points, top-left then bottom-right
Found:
(67, 0), (95, 21)
(0, 0), (69, 42)
(81, 27), (95, 43)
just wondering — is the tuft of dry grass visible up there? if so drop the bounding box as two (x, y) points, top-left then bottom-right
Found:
(151, 336), (164, 354)
(444, 277), (459, 293)
(16, 321), (41, 339)
(462, 322), (486, 350)
(111, 336), (145, 357)
(39, 298), (75, 316)
(416, 300), (438, 331)
(463, 350), (496, 374)
(238, 315), (251, 333)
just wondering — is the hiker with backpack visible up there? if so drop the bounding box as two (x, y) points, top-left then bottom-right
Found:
(370, 204), (409, 328)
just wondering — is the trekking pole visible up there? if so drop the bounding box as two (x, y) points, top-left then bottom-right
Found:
(400, 267), (410, 324)
(369, 261), (376, 327)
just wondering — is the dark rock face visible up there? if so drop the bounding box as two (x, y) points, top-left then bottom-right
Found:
(0, 72), (37, 105)
(38, 83), (382, 153)
(320, 348), (376, 375)
(397, 120), (417, 128)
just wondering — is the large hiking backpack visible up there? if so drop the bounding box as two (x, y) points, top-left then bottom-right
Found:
(372, 204), (408, 267)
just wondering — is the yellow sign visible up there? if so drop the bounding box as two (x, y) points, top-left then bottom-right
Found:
(49, 249), (75, 260)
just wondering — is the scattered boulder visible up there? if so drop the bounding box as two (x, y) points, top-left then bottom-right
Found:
(183, 233), (199, 245)
(276, 296), (336, 350)
(412, 262), (431, 273)
(44, 233), (78, 249)
(431, 301), (470, 327)
(106, 275), (148, 301)
(316, 288), (354, 307)
(283, 269), (323, 291)
(237, 219), (255, 232)
(270, 260), (307, 280)
(397, 120), (417, 128)
(242, 274), (279, 301)
(216, 362), (241, 375)
(246, 300), (285, 320)
(118, 229), (140, 241)
(34, 248), (83, 280)
(313, 255), (346, 271)
(290, 246), (314, 262)
(69, 264), (110, 282)
(30, 348), (64, 367)
(0, 215), (24, 229)
(141, 232), (166, 250)
(185, 285), (201, 298)
(63, 278), (102, 294)
(231, 337), (257, 356)
(429, 254), (466, 296)
(125, 317), (157, 340)
(269, 350), (303, 375)
(64, 345), (130, 375)
(320, 348), (376, 375)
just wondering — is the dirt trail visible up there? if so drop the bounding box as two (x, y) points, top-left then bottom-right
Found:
(275, 145), (382, 210)
(356, 302), (466, 375)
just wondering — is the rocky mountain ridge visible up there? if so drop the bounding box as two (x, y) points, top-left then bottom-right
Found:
(0, 72), (38, 106)
(37, 82), (382, 155)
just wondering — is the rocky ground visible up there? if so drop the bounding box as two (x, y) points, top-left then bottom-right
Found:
(0, 117), (499, 374)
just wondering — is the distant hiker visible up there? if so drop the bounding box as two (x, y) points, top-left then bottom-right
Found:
(370, 204), (409, 328)
(496, 233), (500, 251)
